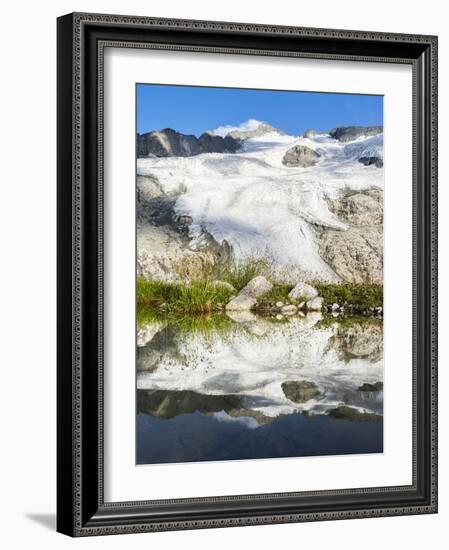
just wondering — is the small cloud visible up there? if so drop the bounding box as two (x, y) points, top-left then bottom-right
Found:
(211, 119), (265, 137)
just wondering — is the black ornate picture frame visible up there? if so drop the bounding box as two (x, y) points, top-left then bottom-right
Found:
(57, 12), (438, 536)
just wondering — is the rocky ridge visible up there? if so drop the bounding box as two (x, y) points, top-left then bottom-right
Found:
(137, 128), (242, 158)
(329, 125), (383, 142)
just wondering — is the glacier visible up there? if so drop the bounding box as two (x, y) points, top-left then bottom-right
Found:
(137, 121), (384, 282)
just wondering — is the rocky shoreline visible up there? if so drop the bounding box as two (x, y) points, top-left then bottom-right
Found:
(223, 276), (382, 318)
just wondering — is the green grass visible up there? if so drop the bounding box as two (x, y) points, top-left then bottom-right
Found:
(137, 306), (235, 336)
(137, 277), (234, 315)
(312, 282), (383, 309)
(254, 284), (295, 308)
(316, 314), (383, 329)
(211, 257), (271, 291)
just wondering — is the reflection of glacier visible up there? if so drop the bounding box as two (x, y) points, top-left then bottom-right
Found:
(137, 130), (384, 281)
(137, 314), (383, 424)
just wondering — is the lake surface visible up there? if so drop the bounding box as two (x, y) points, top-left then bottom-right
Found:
(136, 312), (383, 465)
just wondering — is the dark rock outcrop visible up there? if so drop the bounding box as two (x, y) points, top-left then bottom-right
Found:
(358, 382), (383, 392)
(327, 405), (382, 422)
(359, 156), (383, 168)
(138, 389), (242, 419)
(137, 128), (241, 158)
(282, 145), (320, 168)
(137, 389), (274, 424)
(329, 125), (383, 142)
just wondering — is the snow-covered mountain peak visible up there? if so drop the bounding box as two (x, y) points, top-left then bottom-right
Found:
(211, 119), (285, 140)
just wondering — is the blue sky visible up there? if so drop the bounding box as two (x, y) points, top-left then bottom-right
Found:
(137, 84), (383, 136)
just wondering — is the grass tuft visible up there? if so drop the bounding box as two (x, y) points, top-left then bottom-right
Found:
(255, 284), (295, 307)
(211, 257), (271, 291)
(137, 306), (235, 336)
(137, 277), (234, 316)
(312, 282), (383, 309)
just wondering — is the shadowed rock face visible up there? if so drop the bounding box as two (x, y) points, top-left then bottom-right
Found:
(136, 172), (233, 282)
(329, 125), (383, 142)
(282, 145), (320, 167)
(137, 128), (241, 158)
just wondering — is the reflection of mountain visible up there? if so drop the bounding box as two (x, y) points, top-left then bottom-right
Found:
(137, 389), (275, 425)
(137, 315), (384, 423)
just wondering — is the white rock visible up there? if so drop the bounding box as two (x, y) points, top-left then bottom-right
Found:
(305, 296), (324, 312)
(226, 294), (257, 311)
(288, 282), (318, 301)
(276, 314), (284, 320)
(226, 310), (257, 323)
(281, 304), (297, 315)
(276, 301), (284, 308)
(240, 276), (273, 298)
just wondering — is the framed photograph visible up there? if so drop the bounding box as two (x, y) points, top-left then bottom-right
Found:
(57, 12), (438, 536)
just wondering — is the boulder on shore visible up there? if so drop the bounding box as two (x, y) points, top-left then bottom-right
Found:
(240, 276), (273, 298)
(289, 282), (318, 301)
(225, 294), (256, 312)
(305, 296), (324, 312)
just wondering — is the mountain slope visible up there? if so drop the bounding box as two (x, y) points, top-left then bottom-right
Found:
(137, 123), (384, 282)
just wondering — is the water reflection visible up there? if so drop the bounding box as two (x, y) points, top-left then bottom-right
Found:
(136, 313), (383, 464)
